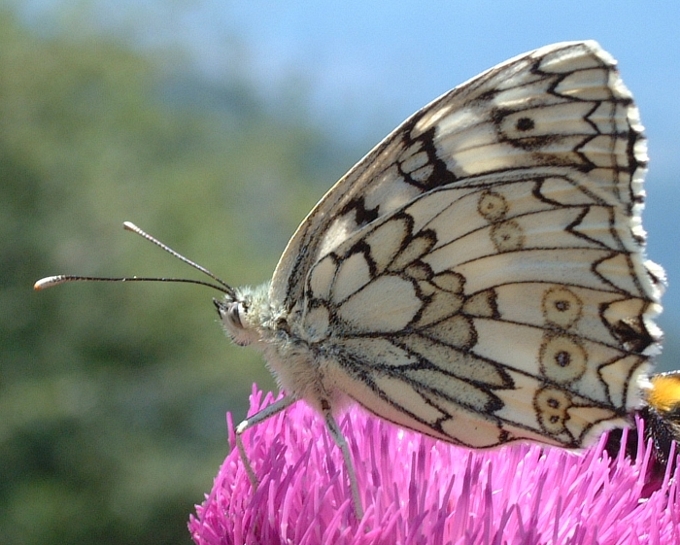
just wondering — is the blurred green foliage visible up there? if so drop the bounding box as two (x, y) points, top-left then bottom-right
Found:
(0, 6), (354, 545)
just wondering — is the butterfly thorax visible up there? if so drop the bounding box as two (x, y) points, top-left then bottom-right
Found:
(216, 282), (335, 410)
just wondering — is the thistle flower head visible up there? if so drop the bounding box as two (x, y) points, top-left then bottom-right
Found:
(189, 387), (679, 544)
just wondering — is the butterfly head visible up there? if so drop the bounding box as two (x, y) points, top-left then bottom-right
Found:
(214, 284), (272, 348)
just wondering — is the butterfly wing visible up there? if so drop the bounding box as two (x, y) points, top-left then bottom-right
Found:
(272, 41), (657, 307)
(270, 41), (664, 448)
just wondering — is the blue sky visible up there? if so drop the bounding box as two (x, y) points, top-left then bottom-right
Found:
(24, 1), (680, 171)
(235, 3), (679, 174)
(22, 0), (680, 360)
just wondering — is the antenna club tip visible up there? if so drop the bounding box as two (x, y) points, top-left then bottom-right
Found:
(122, 221), (136, 231)
(34, 276), (64, 290)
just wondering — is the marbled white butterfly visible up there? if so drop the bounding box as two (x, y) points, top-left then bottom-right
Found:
(36, 41), (665, 519)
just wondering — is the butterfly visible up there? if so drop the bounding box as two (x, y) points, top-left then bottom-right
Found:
(36, 41), (665, 519)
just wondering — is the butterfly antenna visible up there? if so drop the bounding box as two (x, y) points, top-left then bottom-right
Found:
(121, 222), (233, 291)
(34, 222), (235, 297)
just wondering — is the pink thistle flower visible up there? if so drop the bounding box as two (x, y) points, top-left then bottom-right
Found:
(189, 386), (680, 545)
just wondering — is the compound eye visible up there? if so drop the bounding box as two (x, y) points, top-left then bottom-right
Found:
(227, 302), (243, 328)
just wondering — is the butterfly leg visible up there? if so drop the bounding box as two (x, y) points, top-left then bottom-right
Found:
(235, 395), (297, 489)
(323, 408), (364, 520)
